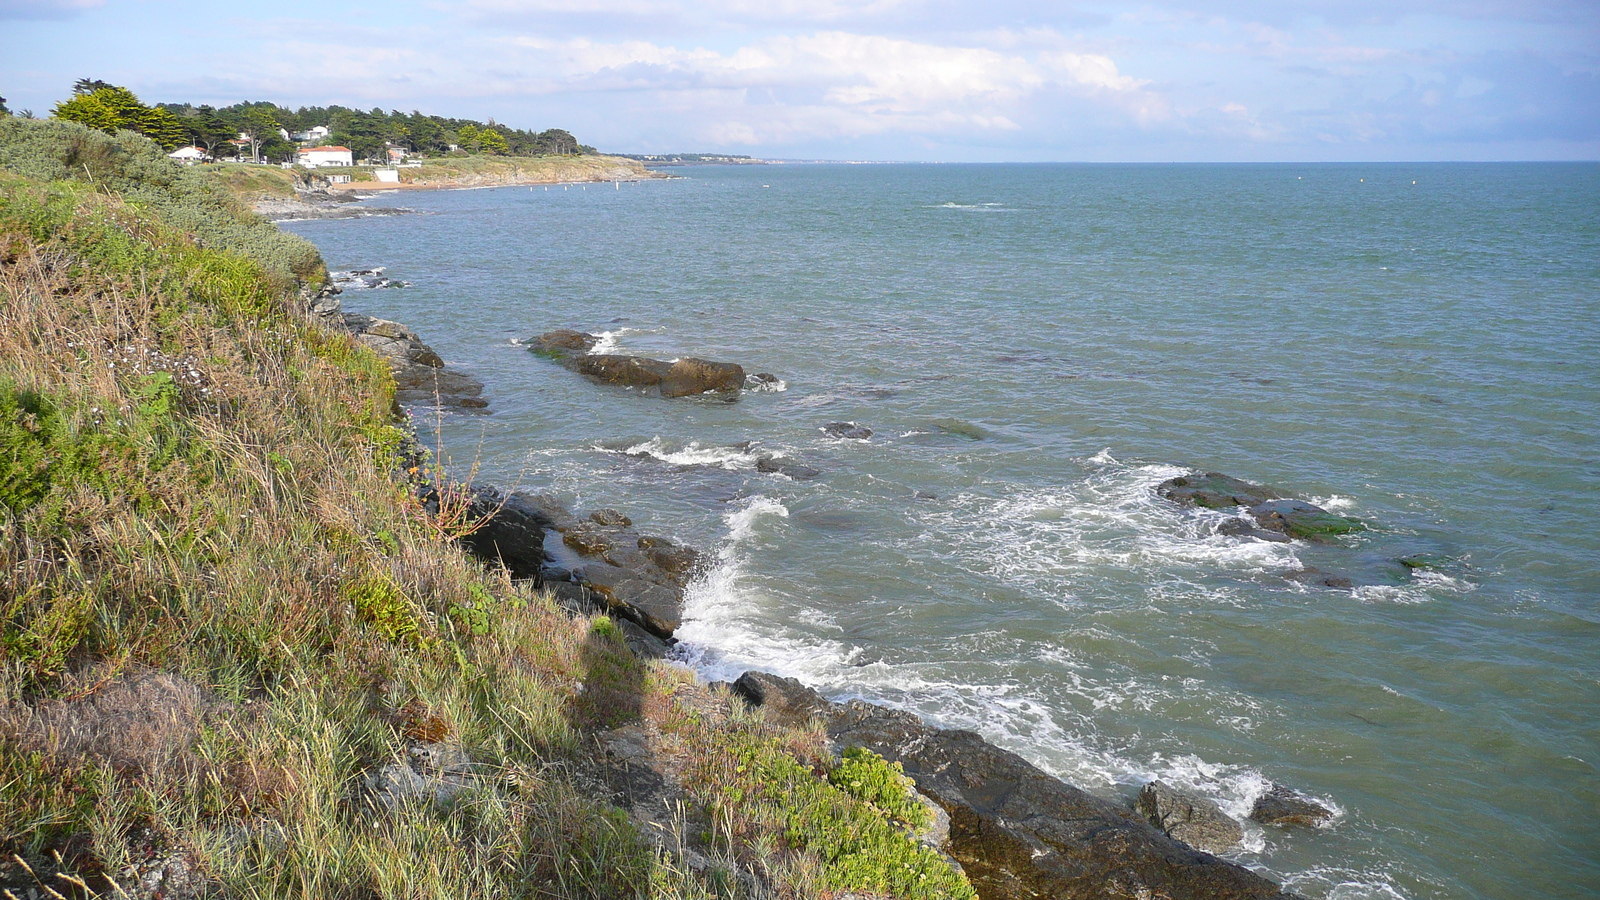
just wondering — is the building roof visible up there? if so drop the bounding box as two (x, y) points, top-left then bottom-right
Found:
(297, 146), (352, 153)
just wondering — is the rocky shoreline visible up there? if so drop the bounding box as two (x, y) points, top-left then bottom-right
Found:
(335, 297), (1350, 898)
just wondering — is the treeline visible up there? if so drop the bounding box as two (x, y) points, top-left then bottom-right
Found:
(22, 79), (592, 162)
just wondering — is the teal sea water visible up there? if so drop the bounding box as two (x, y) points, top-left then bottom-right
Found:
(285, 163), (1600, 900)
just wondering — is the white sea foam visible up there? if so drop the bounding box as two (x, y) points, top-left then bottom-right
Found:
(675, 497), (859, 682)
(588, 329), (628, 354)
(606, 437), (761, 470)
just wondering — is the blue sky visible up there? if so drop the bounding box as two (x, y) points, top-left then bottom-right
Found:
(3, 0), (1596, 161)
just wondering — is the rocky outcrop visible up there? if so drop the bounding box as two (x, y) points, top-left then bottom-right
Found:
(342, 312), (486, 409)
(527, 329), (747, 399)
(454, 488), (550, 582)
(1250, 784), (1335, 827)
(825, 702), (1297, 900)
(731, 673), (1300, 900)
(1159, 472), (1363, 541)
(1284, 567), (1354, 589)
(755, 456), (822, 480)
(1135, 781), (1244, 855)
(823, 421), (873, 440)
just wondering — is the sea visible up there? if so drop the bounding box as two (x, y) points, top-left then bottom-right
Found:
(282, 162), (1600, 900)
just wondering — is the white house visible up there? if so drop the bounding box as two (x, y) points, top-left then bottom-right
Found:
(292, 125), (331, 143)
(296, 145), (354, 168)
(167, 146), (209, 165)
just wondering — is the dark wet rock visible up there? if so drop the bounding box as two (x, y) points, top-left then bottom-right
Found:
(578, 565), (683, 638)
(529, 329), (599, 357)
(756, 456), (822, 480)
(1284, 567), (1354, 589)
(749, 372), (781, 386)
(1250, 785), (1335, 827)
(826, 702), (1297, 900)
(1250, 499), (1365, 539)
(1216, 517), (1292, 543)
(590, 508), (633, 528)
(823, 421), (874, 440)
(660, 357), (745, 398)
(528, 330), (746, 398)
(564, 524), (619, 556)
(1161, 473), (1363, 541)
(1398, 553), (1448, 571)
(341, 312), (486, 409)
(617, 618), (673, 659)
(638, 535), (700, 579)
(914, 490), (938, 501)
(731, 671), (834, 728)
(456, 488), (548, 582)
(1160, 472), (1281, 510)
(929, 417), (989, 440)
(1135, 781), (1244, 855)
(548, 581), (604, 616)
(519, 493), (580, 531)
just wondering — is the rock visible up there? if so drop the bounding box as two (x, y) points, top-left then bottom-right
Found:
(731, 671), (835, 727)
(1134, 781), (1244, 855)
(638, 535), (700, 579)
(456, 488), (548, 582)
(756, 456), (822, 480)
(616, 618), (673, 659)
(343, 313), (444, 368)
(823, 421), (873, 440)
(660, 357), (745, 398)
(530, 329), (599, 358)
(750, 372), (780, 385)
(1159, 472), (1279, 509)
(569, 353), (674, 389)
(914, 490), (938, 501)
(528, 331), (746, 398)
(1216, 517), (1292, 543)
(341, 312), (486, 409)
(367, 743), (476, 809)
(578, 565), (682, 637)
(590, 508), (632, 527)
(564, 524), (618, 556)
(826, 702), (1298, 900)
(1249, 499), (1364, 539)
(1284, 567), (1354, 589)
(1249, 784), (1335, 827)
(1397, 553), (1447, 570)
(1160, 472), (1363, 541)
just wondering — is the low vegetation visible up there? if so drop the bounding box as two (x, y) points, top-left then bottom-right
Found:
(0, 117), (971, 898)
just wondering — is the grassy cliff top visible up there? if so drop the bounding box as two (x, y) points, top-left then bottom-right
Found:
(0, 116), (970, 900)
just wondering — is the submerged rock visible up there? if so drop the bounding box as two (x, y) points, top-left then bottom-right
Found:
(1135, 780), (1244, 855)
(1250, 784), (1335, 827)
(1284, 567), (1354, 589)
(1160, 472), (1363, 541)
(756, 456), (822, 480)
(823, 421), (874, 440)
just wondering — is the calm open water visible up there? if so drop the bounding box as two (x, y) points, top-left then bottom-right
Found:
(285, 162), (1600, 900)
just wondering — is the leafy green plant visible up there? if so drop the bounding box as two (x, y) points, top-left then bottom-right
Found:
(828, 746), (932, 833)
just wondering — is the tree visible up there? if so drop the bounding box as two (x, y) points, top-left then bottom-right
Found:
(52, 84), (189, 149)
(72, 78), (115, 96)
(237, 108), (280, 162)
(0, 96), (9, 116)
(477, 128), (509, 155)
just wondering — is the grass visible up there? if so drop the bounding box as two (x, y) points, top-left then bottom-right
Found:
(0, 121), (970, 899)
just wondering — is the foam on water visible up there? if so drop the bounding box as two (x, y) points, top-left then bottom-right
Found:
(605, 437), (763, 470)
(675, 497), (860, 682)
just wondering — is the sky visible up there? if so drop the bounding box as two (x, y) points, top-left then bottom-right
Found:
(2, 0), (1597, 161)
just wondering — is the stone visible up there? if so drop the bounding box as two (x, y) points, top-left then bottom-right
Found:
(638, 535), (700, 579)
(756, 456), (822, 480)
(1284, 567), (1354, 589)
(367, 743), (477, 809)
(826, 702), (1297, 900)
(1249, 784), (1335, 827)
(1160, 472), (1363, 541)
(341, 312), (486, 409)
(564, 524), (618, 556)
(1248, 499), (1364, 539)
(616, 618), (673, 659)
(1134, 780), (1244, 855)
(660, 357), (745, 397)
(731, 671), (835, 728)
(530, 329), (599, 357)
(578, 565), (683, 638)
(569, 353), (673, 389)
(823, 421), (874, 440)
(590, 508), (632, 527)
(1159, 472), (1280, 510)
(456, 488), (549, 582)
